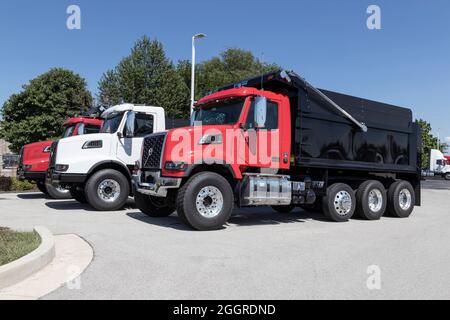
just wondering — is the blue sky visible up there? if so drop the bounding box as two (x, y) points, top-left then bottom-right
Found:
(1, 0), (449, 146)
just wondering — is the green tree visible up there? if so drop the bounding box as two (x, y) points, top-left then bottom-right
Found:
(417, 119), (448, 169)
(177, 48), (280, 100)
(98, 36), (190, 119)
(0, 68), (92, 152)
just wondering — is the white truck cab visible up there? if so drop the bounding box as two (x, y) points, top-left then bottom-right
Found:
(430, 149), (450, 180)
(47, 104), (166, 210)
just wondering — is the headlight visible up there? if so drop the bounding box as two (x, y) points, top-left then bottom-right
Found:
(55, 164), (69, 172)
(82, 140), (103, 149)
(165, 161), (187, 171)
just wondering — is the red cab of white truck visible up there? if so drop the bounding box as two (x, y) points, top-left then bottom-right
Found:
(133, 70), (422, 231)
(17, 117), (103, 198)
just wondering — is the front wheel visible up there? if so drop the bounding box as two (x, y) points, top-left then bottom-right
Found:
(134, 192), (176, 217)
(444, 173), (450, 181)
(45, 183), (72, 199)
(176, 172), (234, 231)
(85, 169), (130, 211)
(36, 181), (49, 196)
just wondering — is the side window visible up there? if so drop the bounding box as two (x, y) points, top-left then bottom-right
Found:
(84, 125), (101, 135)
(245, 99), (279, 130)
(134, 113), (154, 137)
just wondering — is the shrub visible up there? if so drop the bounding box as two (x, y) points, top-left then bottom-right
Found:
(10, 178), (36, 191)
(0, 176), (36, 192)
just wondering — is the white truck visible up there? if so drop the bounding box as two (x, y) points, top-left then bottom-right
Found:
(429, 149), (450, 180)
(46, 104), (166, 211)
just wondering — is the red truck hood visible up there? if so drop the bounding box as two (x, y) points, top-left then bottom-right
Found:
(163, 124), (237, 166)
(21, 140), (54, 170)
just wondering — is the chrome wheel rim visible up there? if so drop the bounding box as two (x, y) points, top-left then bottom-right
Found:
(399, 189), (412, 211)
(97, 179), (121, 203)
(56, 184), (70, 194)
(334, 191), (352, 216)
(368, 189), (383, 212)
(196, 186), (223, 218)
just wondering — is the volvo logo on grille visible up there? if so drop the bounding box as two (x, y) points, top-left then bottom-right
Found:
(144, 147), (154, 167)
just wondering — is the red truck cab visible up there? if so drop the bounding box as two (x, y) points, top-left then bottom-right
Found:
(134, 70), (421, 231)
(18, 117), (103, 198)
(158, 87), (291, 180)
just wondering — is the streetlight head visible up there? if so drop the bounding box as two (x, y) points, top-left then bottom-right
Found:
(193, 33), (207, 39)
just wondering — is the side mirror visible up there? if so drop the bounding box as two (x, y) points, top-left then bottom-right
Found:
(254, 96), (267, 129)
(124, 112), (136, 138)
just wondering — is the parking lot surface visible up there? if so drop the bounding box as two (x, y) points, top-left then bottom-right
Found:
(1, 180), (450, 300)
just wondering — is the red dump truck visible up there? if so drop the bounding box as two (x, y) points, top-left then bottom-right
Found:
(133, 70), (422, 231)
(17, 117), (103, 198)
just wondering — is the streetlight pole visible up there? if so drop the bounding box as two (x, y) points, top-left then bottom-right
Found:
(190, 33), (206, 120)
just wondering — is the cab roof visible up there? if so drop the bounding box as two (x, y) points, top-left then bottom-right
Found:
(197, 87), (284, 106)
(63, 117), (103, 127)
(101, 104), (165, 118)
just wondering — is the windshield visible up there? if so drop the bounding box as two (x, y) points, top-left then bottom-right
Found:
(62, 125), (76, 138)
(100, 112), (124, 134)
(195, 98), (245, 125)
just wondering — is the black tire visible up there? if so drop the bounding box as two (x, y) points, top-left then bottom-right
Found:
(387, 180), (415, 218)
(356, 180), (387, 220)
(176, 172), (234, 231)
(45, 183), (72, 199)
(85, 169), (130, 211)
(134, 192), (176, 217)
(36, 181), (49, 196)
(70, 186), (87, 204)
(322, 183), (356, 222)
(445, 173), (450, 181)
(271, 205), (296, 214)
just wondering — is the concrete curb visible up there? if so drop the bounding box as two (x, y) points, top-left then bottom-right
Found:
(0, 226), (55, 290)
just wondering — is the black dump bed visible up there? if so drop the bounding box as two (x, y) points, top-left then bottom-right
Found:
(217, 70), (421, 174)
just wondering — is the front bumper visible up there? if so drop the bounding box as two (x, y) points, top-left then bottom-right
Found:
(133, 170), (182, 197)
(46, 169), (87, 187)
(17, 170), (46, 182)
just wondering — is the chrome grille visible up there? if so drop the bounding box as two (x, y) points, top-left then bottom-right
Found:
(142, 134), (166, 170)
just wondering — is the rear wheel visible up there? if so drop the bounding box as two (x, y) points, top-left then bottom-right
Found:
(70, 186), (87, 204)
(356, 180), (387, 220)
(85, 169), (130, 211)
(36, 181), (49, 196)
(177, 172), (234, 231)
(387, 180), (415, 218)
(322, 183), (356, 222)
(134, 192), (176, 217)
(45, 183), (71, 199)
(444, 173), (450, 181)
